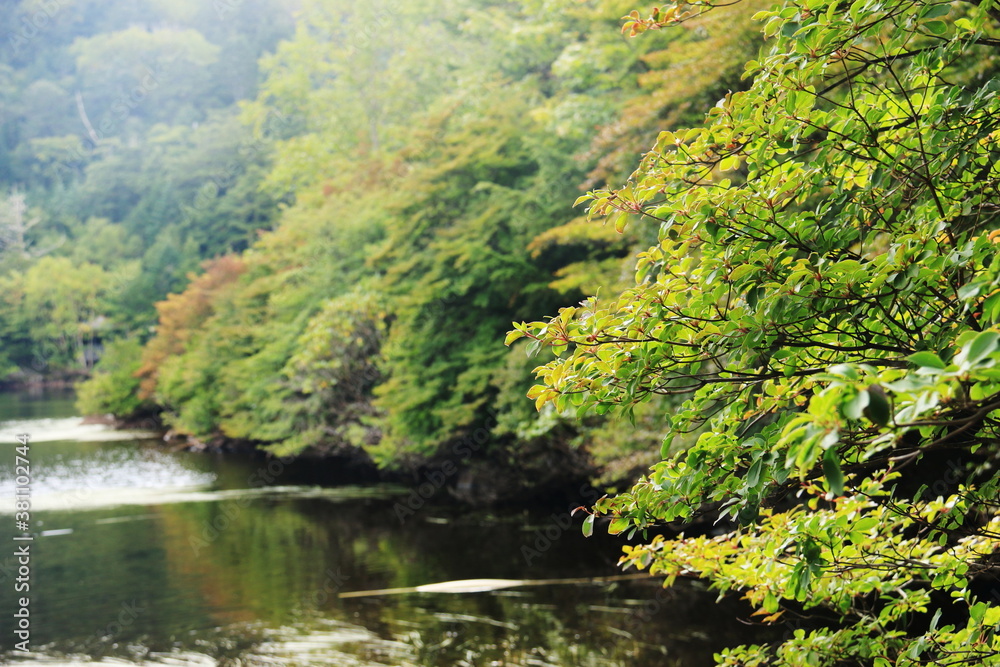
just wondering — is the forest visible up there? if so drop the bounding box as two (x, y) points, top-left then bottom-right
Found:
(0, 0), (763, 495)
(0, 0), (295, 377)
(7, 0), (1000, 663)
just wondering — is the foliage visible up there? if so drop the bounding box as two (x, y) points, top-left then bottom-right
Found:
(0, 0), (294, 379)
(583, 0), (772, 186)
(141, 191), (385, 445)
(65, 0), (765, 490)
(368, 92), (575, 462)
(135, 255), (247, 400)
(0, 256), (112, 372)
(268, 287), (388, 456)
(514, 0), (1000, 662)
(125, 0), (697, 468)
(75, 337), (152, 418)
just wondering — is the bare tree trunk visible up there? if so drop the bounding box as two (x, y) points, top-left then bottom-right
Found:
(75, 90), (101, 145)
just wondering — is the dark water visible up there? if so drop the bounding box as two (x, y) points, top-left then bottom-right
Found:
(0, 391), (766, 666)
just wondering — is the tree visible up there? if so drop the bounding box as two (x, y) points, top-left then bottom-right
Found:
(2, 256), (111, 373)
(0, 0), (299, 381)
(76, 337), (153, 419)
(0, 191), (39, 263)
(135, 189), (386, 445)
(134, 255), (246, 403)
(122, 0), (676, 472)
(70, 26), (221, 130)
(369, 94), (568, 463)
(247, 0), (487, 196)
(514, 0), (1000, 663)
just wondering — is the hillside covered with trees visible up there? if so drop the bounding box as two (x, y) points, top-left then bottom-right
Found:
(0, 0), (296, 378)
(1, 0), (767, 497)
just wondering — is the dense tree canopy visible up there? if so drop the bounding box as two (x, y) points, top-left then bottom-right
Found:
(92, 0), (738, 480)
(515, 0), (1000, 662)
(0, 0), (294, 378)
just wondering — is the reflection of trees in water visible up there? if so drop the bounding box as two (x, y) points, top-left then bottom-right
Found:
(389, 580), (772, 667)
(156, 495), (338, 623)
(2, 492), (773, 666)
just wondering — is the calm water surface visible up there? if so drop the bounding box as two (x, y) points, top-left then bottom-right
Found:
(0, 391), (765, 666)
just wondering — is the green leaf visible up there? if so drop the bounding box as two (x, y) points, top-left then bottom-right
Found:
(504, 330), (524, 346)
(828, 363), (859, 381)
(763, 15), (783, 38)
(822, 447), (845, 497)
(738, 498), (761, 526)
(921, 3), (950, 19)
(955, 17), (976, 31)
(970, 601), (988, 624)
(958, 282), (982, 301)
(608, 516), (629, 535)
(864, 386), (891, 426)
(582, 514), (594, 538)
(660, 438), (672, 459)
(923, 20), (948, 34)
(962, 331), (1000, 365)
(908, 351), (945, 370)
(843, 390), (870, 420)
(848, 0), (864, 23)
(719, 155), (741, 171)
(982, 292), (1000, 323)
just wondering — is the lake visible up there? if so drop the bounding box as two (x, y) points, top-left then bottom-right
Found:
(0, 391), (765, 666)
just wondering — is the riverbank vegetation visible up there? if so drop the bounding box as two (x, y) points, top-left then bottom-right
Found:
(520, 0), (1000, 662)
(2, 0), (765, 493)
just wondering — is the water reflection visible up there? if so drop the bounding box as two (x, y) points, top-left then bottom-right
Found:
(0, 394), (769, 666)
(0, 440), (212, 500)
(0, 389), (77, 422)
